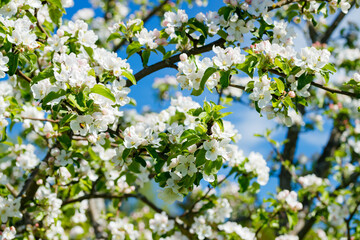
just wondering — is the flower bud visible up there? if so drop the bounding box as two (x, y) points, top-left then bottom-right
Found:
(179, 53), (188, 62)
(288, 91), (296, 98)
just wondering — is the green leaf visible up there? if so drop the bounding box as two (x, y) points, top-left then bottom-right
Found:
(58, 134), (71, 149)
(68, 93), (87, 112)
(238, 176), (250, 193)
(7, 52), (18, 76)
(48, 7), (63, 26)
(142, 50), (150, 66)
(32, 68), (54, 83)
(126, 41), (142, 58)
(107, 32), (122, 42)
(322, 63), (336, 72)
(90, 84), (115, 102)
(195, 149), (206, 167)
(274, 78), (285, 93)
(47, 0), (63, 8)
(220, 70), (231, 88)
(83, 46), (94, 59)
(122, 70), (136, 85)
(128, 161), (141, 173)
(135, 156), (146, 168)
(191, 67), (217, 96)
(42, 89), (66, 106)
(297, 74), (313, 90)
(122, 148), (132, 160)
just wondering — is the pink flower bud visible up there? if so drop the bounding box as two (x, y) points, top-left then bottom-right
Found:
(288, 91), (296, 98)
(230, 0), (238, 6)
(36, 179), (43, 185)
(153, 29), (160, 38)
(162, 20), (169, 27)
(180, 53), (188, 61)
(57, 29), (64, 37)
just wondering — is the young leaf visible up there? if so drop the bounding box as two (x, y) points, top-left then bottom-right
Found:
(90, 84), (116, 102)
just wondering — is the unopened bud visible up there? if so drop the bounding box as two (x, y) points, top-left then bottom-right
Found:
(179, 53), (188, 61)
(288, 91), (296, 98)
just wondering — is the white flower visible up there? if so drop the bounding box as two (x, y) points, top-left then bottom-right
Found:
(135, 28), (158, 49)
(176, 155), (197, 177)
(72, 8), (95, 21)
(203, 139), (221, 161)
(298, 174), (325, 190)
(190, 216), (212, 240)
(339, 0), (351, 13)
(277, 190), (303, 211)
(0, 52), (9, 78)
(78, 30), (98, 48)
(328, 203), (349, 226)
(218, 221), (255, 240)
(245, 152), (269, 185)
(275, 235), (299, 240)
(70, 115), (94, 136)
(149, 212), (175, 235)
(206, 198), (232, 223)
(0, 196), (22, 223)
(1, 226), (16, 240)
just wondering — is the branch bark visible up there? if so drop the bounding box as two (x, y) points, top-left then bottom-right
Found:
(127, 38), (226, 87)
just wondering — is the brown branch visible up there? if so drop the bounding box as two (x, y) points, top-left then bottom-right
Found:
(310, 81), (359, 98)
(34, 9), (49, 39)
(62, 193), (164, 214)
(18, 149), (52, 210)
(127, 38), (226, 87)
(113, 0), (169, 52)
(320, 1), (356, 44)
(268, 69), (360, 99)
(229, 84), (245, 90)
(16, 69), (32, 83)
(21, 116), (59, 123)
(297, 121), (347, 239)
(6, 184), (18, 197)
(142, 0), (169, 23)
(346, 201), (360, 240)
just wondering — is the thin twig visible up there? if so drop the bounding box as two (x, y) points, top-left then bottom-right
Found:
(21, 116), (59, 123)
(16, 69), (32, 83)
(345, 201), (360, 240)
(34, 9), (49, 39)
(268, 69), (360, 99)
(113, 0), (169, 52)
(128, 38), (225, 87)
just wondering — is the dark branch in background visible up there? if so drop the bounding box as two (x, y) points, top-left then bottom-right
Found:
(346, 201), (360, 240)
(320, 1), (356, 44)
(128, 38), (226, 87)
(63, 193), (164, 215)
(113, 0), (169, 52)
(18, 150), (52, 210)
(314, 125), (344, 178)
(268, 69), (360, 98)
(297, 122), (346, 239)
(311, 81), (359, 98)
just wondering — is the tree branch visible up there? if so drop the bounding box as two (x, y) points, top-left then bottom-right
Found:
(16, 69), (32, 83)
(346, 201), (360, 240)
(268, 69), (360, 99)
(127, 38), (226, 87)
(320, 1), (356, 44)
(113, 0), (169, 52)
